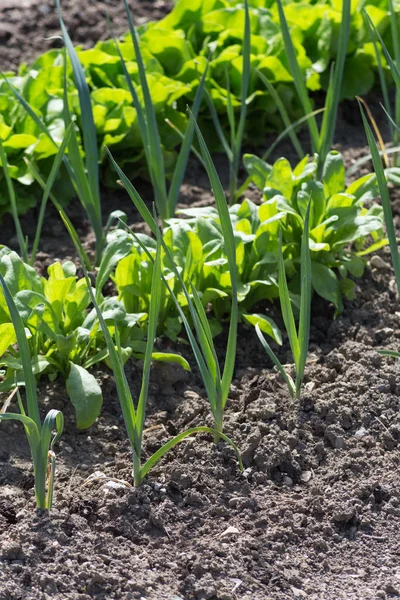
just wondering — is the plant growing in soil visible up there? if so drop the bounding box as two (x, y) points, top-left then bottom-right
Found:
(113, 0), (208, 221)
(363, 1), (400, 167)
(255, 199), (311, 400)
(0, 0), (396, 219)
(276, 0), (351, 176)
(360, 99), (400, 363)
(0, 271), (63, 511)
(109, 149), (387, 341)
(62, 212), (242, 486)
(0, 244), (189, 429)
(107, 109), (239, 440)
(204, 0), (250, 202)
(243, 150), (388, 313)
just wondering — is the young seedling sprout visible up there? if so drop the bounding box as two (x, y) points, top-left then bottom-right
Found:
(276, 0), (351, 177)
(0, 272), (63, 511)
(60, 209), (242, 486)
(255, 198), (312, 400)
(106, 107), (239, 442)
(204, 0), (251, 203)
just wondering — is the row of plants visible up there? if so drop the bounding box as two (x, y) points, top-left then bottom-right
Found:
(0, 0), (399, 215)
(1, 0), (400, 514)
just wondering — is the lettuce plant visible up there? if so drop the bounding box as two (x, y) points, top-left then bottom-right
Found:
(111, 151), (387, 345)
(0, 0), (398, 218)
(256, 200), (311, 400)
(0, 245), (188, 429)
(0, 271), (63, 511)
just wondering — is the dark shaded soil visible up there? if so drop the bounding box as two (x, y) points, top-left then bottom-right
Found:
(2, 2), (400, 600)
(0, 0), (173, 72)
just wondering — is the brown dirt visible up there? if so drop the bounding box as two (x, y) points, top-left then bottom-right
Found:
(1, 2), (400, 600)
(0, 0), (173, 72)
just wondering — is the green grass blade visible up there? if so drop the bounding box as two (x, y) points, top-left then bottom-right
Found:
(378, 350), (400, 358)
(164, 118), (206, 168)
(318, 0), (351, 171)
(276, 0), (319, 152)
(255, 324), (296, 398)
(55, 0), (100, 210)
(190, 283), (221, 386)
(0, 273), (40, 429)
(136, 244), (162, 449)
(225, 66), (236, 150)
(262, 108), (325, 162)
(189, 110), (238, 405)
(106, 147), (156, 235)
(204, 91), (233, 161)
(26, 159), (91, 270)
(359, 101), (400, 297)
(122, 0), (168, 218)
(230, 0), (251, 200)
(59, 212), (138, 447)
(363, 10), (400, 89)
(257, 70), (304, 159)
(30, 123), (73, 265)
(278, 230), (300, 366)
(363, 10), (393, 138)
(389, 0), (400, 159)
(61, 50), (103, 262)
(140, 425), (243, 480)
(0, 139), (28, 262)
(167, 65), (208, 214)
(296, 197), (312, 398)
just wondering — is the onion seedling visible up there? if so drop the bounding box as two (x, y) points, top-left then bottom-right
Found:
(359, 102), (400, 299)
(111, 0), (208, 221)
(364, 5), (400, 167)
(61, 213), (242, 485)
(255, 199), (312, 400)
(204, 0), (250, 203)
(0, 271), (63, 511)
(276, 0), (350, 177)
(106, 109), (239, 441)
(360, 100), (400, 363)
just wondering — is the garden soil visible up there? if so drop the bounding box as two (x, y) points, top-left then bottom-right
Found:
(1, 2), (400, 600)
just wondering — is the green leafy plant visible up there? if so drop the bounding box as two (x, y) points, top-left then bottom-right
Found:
(0, 0), (397, 218)
(61, 212), (243, 486)
(110, 150), (388, 339)
(0, 244), (188, 428)
(242, 150), (388, 313)
(106, 106), (240, 440)
(0, 271), (63, 511)
(256, 199), (311, 399)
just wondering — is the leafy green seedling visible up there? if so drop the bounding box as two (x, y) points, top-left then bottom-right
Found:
(256, 199), (312, 399)
(106, 108), (239, 441)
(61, 211), (242, 485)
(204, 0), (251, 203)
(0, 272), (63, 511)
(113, 0), (208, 220)
(276, 0), (351, 176)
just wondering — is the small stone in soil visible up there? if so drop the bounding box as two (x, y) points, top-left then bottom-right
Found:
(370, 255), (390, 270)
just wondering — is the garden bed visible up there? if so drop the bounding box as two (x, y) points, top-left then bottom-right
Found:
(1, 2), (400, 600)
